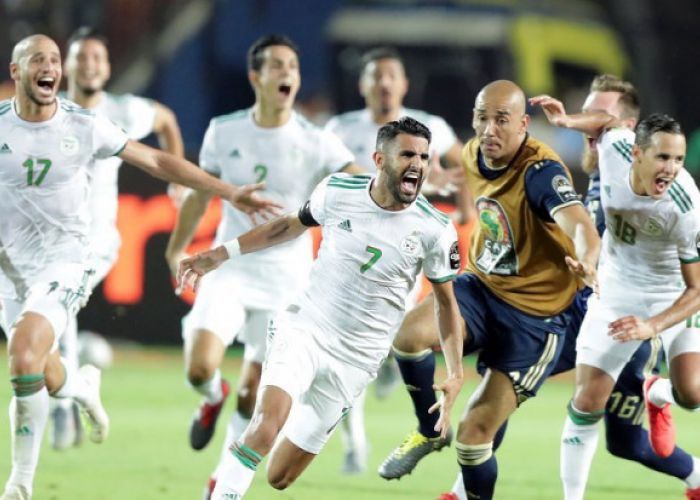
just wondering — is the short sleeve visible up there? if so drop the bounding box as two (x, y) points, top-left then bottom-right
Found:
(426, 115), (458, 157)
(123, 95), (156, 140)
(199, 121), (220, 176)
(319, 130), (355, 173)
(524, 161), (582, 221)
(307, 175), (331, 225)
(424, 224), (460, 283)
(92, 113), (129, 159)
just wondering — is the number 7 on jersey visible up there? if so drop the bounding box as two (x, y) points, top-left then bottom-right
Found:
(360, 245), (382, 273)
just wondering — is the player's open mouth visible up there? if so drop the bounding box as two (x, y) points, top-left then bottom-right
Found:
(654, 176), (672, 193)
(278, 84), (292, 97)
(37, 76), (56, 95)
(400, 170), (421, 194)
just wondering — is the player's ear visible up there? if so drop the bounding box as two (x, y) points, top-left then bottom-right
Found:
(521, 113), (531, 131)
(248, 70), (259, 89)
(373, 150), (384, 171)
(9, 62), (19, 81)
(632, 144), (642, 161)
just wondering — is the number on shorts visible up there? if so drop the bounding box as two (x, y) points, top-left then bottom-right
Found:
(360, 246), (382, 273)
(22, 158), (52, 186)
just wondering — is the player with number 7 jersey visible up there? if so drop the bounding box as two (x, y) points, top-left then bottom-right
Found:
(177, 116), (464, 499)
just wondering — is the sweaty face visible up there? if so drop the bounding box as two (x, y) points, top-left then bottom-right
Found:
(360, 58), (407, 116)
(635, 132), (685, 198)
(472, 95), (527, 166)
(65, 39), (110, 96)
(12, 37), (62, 106)
(580, 91), (624, 174)
(379, 133), (430, 204)
(253, 45), (300, 110)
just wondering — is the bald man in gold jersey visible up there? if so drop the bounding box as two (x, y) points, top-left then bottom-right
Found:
(379, 81), (600, 500)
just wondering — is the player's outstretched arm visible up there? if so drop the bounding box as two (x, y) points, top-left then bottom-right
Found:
(152, 102), (185, 158)
(165, 188), (213, 277)
(610, 261), (700, 342)
(429, 280), (464, 439)
(529, 95), (620, 138)
(176, 213), (307, 293)
(118, 140), (281, 219)
(552, 203), (601, 290)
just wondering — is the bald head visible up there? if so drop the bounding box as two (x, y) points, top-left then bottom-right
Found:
(12, 34), (59, 64)
(475, 80), (527, 116)
(472, 80), (530, 167)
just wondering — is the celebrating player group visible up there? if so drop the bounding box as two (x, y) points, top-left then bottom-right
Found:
(2, 28), (700, 500)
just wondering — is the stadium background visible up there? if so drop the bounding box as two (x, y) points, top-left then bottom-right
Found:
(1, 0), (699, 344)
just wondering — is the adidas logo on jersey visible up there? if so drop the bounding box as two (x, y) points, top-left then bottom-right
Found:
(229, 149), (241, 158)
(0, 143), (12, 153)
(338, 219), (352, 232)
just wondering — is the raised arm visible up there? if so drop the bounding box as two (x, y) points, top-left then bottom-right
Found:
(118, 140), (280, 219)
(152, 102), (184, 158)
(177, 213), (308, 293)
(552, 203), (601, 290)
(528, 95), (623, 138)
(429, 279), (465, 438)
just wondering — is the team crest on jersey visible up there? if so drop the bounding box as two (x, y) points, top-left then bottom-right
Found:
(60, 136), (79, 156)
(641, 217), (664, 236)
(475, 198), (517, 276)
(400, 232), (421, 256)
(551, 175), (579, 203)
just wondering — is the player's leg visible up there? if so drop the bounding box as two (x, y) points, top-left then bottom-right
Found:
(182, 270), (246, 450)
(212, 312), (322, 498)
(562, 297), (639, 500)
(340, 388), (367, 474)
(49, 314), (80, 450)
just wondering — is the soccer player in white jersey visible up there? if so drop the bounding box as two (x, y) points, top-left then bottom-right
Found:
(41, 27), (187, 450)
(325, 45), (475, 473)
(532, 94), (700, 499)
(164, 34), (361, 495)
(0, 34), (278, 500)
(177, 116), (465, 499)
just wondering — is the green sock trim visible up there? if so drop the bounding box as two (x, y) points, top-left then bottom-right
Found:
(10, 374), (46, 397)
(230, 442), (262, 471)
(567, 400), (604, 425)
(672, 388), (700, 411)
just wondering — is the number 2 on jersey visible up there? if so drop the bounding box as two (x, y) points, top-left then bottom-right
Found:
(22, 158), (52, 186)
(361, 246), (382, 273)
(254, 164), (268, 183)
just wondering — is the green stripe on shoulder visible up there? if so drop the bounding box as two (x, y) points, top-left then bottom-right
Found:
(669, 184), (691, 213)
(416, 196), (450, 225)
(214, 109), (248, 124)
(611, 140), (632, 162)
(327, 183), (366, 189)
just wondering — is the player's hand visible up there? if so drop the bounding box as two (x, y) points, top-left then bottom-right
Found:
(608, 315), (657, 342)
(165, 249), (190, 278)
(223, 183), (282, 225)
(529, 95), (570, 128)
(565, 256), (598, 293)
(176, 246), (228, 294)
(429, 374), (463, 439)
(425, 153), (464, 196)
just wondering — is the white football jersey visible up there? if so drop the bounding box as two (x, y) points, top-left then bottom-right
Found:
(86, 92), (156, 253)
(597, 128), (700, 297)
(0, 98), (128, 299)
(325, 107), (458, 170)
(296, 173), (460, 372)
(200, 108), (354, 271)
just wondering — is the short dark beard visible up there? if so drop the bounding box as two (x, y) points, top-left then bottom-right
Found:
(24, 81), (54, 107)
(78, 84), (101, 97)
(385, 162), (420, 204)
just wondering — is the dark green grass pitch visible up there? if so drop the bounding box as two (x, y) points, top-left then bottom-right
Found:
(0, 345), (697, 499)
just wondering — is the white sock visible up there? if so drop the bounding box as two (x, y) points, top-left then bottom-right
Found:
(7, 389), (50, 495)
(60, 315), (80, 371)
(451, 472), (467, 500)
(53, 358), (90, 406)
(192, 370), (223, 404)
(560, 415), (600, 500)
(685, 457), (700, 489)
(214, 412), (251, 479)
(340, 389), (367, 458)
(211, 445), (257, 498)
(648, 377), (675, 408)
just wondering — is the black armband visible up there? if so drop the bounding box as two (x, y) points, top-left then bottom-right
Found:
(298, 200), (320, 227)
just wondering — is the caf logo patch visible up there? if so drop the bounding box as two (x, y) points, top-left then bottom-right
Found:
(449, 241), (461, 270)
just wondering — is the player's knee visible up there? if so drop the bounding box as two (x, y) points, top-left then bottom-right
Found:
(457, 417), (495, 444)
(572, 392), (606, 415)
(186, 363), (214, 386)
(267, 469), (296, 490)
(673, 385), (700, 411)
(8, 349), (43, 375)
(236, 384), (258, 418)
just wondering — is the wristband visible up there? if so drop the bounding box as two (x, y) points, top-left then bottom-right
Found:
(223, 239), (241, 259)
